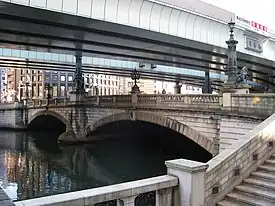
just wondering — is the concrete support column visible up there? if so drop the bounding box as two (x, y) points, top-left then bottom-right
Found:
(156, 187), (173, 206)
(174, 82), (182, 94)
(165, 159), (208, 206)
(202, 71), (212, 94)
(118, 195), (137, 206)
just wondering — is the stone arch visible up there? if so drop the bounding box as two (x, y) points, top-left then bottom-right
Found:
(88, 111), (215, 155)
(29, 110), (69, 129)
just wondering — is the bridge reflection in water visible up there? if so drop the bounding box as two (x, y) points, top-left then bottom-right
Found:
(0, 120), (211, 202)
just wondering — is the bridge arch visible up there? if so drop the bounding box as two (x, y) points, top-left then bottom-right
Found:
(88, 111), (215, 155)
(28, 110), (69, 130)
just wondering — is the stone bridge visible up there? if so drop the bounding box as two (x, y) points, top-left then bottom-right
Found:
(1, 93), (274, 156)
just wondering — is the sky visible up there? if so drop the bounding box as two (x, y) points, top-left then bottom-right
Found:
(201, 0), (275, 30)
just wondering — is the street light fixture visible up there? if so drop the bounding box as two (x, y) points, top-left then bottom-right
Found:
(131, 69), (140, 86)
(130, 69), (141, 94)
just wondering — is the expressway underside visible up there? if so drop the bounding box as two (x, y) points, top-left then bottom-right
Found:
(0, 1), (274, 89)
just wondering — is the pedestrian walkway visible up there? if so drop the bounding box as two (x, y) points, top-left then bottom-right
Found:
(0, 188), (14, 206)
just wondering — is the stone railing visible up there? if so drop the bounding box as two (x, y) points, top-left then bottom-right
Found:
(12, 158), (212, 206)
(2, 93), (275, 118)
(26, 98), (69, 108)
(222, 93), (275, 116)
(204, 111), (275, 205)
(85, 94), (222, 110)
(14, 175), (178, 206)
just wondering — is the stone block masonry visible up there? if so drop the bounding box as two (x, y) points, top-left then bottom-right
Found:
(0, 98), (265, 156)
(205, 112), (275, 205)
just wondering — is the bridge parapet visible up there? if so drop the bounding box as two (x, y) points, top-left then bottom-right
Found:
(14, 175), (178, 206)
(84, 94), (222, 110)
(4, 93), (274, 118)
(223, 93), (275, 117)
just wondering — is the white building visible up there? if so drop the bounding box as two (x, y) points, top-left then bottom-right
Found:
(0, 68), (8, 103)
(85, 74), (120, 96)
(155, 81), (203, 94)
(118, 77), (155, 94)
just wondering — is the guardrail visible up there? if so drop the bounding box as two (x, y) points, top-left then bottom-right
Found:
(14, 175), (178, 206)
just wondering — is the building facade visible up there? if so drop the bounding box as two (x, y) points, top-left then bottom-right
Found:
(119, 78), (155, 94)
(0, 68), (7, 103)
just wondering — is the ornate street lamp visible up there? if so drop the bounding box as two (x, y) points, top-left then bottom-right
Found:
(225, 20), (239, 87)
(131, 69), (140, 86)
(131, 69), (141, 94)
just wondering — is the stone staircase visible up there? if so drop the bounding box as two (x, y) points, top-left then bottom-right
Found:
(217, 153), (275, 206)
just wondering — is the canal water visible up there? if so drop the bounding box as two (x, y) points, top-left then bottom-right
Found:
(0, 121), (211, 201)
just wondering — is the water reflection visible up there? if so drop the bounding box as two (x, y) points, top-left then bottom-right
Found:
(0, 124), (211, 201)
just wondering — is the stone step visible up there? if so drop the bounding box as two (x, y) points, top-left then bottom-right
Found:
(236, 184), (275, 201)
(265, 159), (275, 165)
(244, 178), (275, 190)
(226, 192), (275, 206)
(258, 165), (275, 173)
(270, 154), (275, 159)
(251, 171), (275, 182)
(216, 199), (247, 206)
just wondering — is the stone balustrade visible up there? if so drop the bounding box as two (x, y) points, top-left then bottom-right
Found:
(1, 93), (275, 119)
(223, 93), (275, 117)
(84, 94), (222, 110)
(14, 175), (178, 206)
(1, 93), (275, 117)
(204, 111), (275, 205)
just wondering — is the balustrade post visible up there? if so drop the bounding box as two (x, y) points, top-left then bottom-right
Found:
(165, 159), (208, 206)
(222, 93), (232, 112)
(156, 95), (162, 104)
(156, 187), (173, 206)
(131, 93), (138, 105)
(118, 195), (137, 206)
(184, 95), (191, 104)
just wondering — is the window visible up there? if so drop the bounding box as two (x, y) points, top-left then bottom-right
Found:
(38, 84), (43, 97)
(52, 75), (58, 82)
(128, 82), (133, 87)
(104, 80), (106, 84)
(38, 75), (42, 82)
(52, 86), (58, 97)
(45, 75), (50, 82)
(68, 76), (73, 82)
(32, 76), (37, 82)
(61, 75), (66, 82)
(60, 85), (66, 97)
(21, 76), (25, 82)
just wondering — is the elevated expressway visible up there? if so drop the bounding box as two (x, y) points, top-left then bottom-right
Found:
(0, 0), (274, 88)
(0, 48), (224, 91)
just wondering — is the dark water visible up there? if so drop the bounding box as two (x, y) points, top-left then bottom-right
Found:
(0, 121), (211, 201)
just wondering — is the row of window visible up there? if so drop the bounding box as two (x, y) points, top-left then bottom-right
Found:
(21, 75), (43, 82)
(89, 78), (118, 86)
